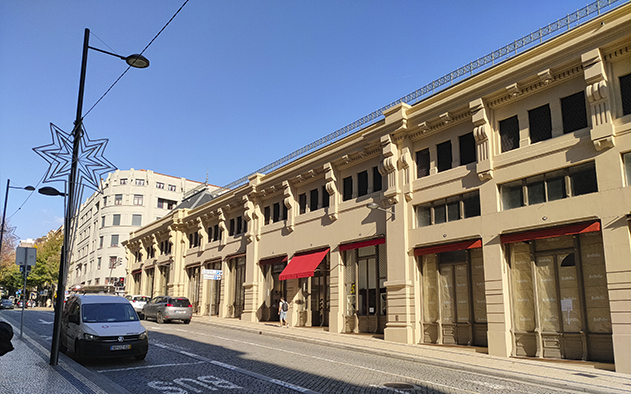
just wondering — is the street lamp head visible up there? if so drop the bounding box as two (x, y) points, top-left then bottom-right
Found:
(24, 186), (35, 191)
(124, 54), (150, 69)
(38, 187), (66, 197)
(366, 202), (380, 210)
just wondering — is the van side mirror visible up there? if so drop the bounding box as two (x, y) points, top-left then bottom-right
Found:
(68, 314), (79, 324)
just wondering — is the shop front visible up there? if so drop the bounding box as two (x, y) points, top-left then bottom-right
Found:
(228, 254), (246, 318)
(204, 259), (222, 316)
(416, 239), (487, 347)
(259, 255), (287, 322)
(503, 221), (613, 363)
(279, 248), (330, 327)
(342, 238), (387, 334)
(186, 264), (202, 314)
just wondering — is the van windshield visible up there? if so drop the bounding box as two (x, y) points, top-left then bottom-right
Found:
(82, 303), (139, 323)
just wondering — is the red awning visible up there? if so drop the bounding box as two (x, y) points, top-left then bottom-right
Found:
(131, 269), (142, 275)
(339, 237), (385, 252)
(500, 221), (601, 244)
(279, 248), (330, 281)
(414, 239), (482, 256)
(259, 255), (288, 266)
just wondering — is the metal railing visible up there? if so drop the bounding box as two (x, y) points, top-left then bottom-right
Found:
(222, 0), (626, 191)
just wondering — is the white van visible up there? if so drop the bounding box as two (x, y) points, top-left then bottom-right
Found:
(60, 294), (148, 362)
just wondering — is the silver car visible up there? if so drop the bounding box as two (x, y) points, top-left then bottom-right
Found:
(141, 296), (192, 324)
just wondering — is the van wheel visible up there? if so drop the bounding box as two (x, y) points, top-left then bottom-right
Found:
(157, 312), (164, 324)
(134, 353), (147, 361)
(183, 319), (191, 324)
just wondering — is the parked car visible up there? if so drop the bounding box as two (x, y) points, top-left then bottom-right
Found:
(0, 299), (14, 309)
(125, 295), (150, 317)
(60, 294), (148, 362)
(141, 296), (192, 324)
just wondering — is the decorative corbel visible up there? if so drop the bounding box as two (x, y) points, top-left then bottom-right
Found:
(282, 181), (294, 232)
(243, 195), (256, 243)
(324, 162), (338, 221)
(380, 134), (399, 205)
(582, 48), (615, 151)
(470, 98), (493, 181)
(399, 147), (413, 202)
(217, 208), (227, 246)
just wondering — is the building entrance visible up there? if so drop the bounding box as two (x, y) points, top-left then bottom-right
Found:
(186, 265), (202, 314)
(509, 232), (613, 362)
(229, 256), (246, 318)
(261, 261), (286, 322)
(420, 248), (487, 346)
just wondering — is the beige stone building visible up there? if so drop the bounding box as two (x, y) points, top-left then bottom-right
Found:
(69, 169), (210, 292)
(124, 4), (631, 372)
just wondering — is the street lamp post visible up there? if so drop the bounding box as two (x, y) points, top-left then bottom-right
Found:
(49, 28), (149, 366)
(0, 179), (35, 260)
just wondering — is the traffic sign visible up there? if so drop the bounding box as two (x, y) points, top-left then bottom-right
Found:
(16, 247), (37, 266)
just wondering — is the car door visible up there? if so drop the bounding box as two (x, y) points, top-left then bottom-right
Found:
(146, 296), (161, 318)
(62, 299), (81, 351)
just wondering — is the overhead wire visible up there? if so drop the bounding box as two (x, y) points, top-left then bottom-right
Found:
(82, 0), (190, 120)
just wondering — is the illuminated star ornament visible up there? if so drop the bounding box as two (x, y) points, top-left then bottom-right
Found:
(33, 123), (117, 193)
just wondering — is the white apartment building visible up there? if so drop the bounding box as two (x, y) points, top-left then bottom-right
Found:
(68, 169), (217, 292)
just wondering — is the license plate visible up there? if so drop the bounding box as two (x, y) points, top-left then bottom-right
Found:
(110, 344), (132, 351)
(176, 310), (186, 314)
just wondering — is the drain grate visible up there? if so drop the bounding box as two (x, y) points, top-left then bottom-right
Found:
(382, 382), (417, 390)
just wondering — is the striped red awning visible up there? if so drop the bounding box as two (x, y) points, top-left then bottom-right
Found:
(414, 239), (482, 256)
(500, 221), (600, 244)
(339, 237), (385, 252)
(279, 249), (330, 281)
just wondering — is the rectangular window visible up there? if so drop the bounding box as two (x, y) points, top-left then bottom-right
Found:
(112, 214), (121, 226)
(282, 203), (288, 220)
(436, 140), (452, 172)
(416, 148), (430, 178)
(273, 202), (280, 222)
(132, 214), (142, 226)
(229, 219), (235, 236)
(135, 179), (145, 186)
(357, 170), (368, 196)
(546, 171), (566, 201)
(133, 194), (143, 206)
(157, 199), (164, 209)
(621, 73), (631, 116)
(343, 176), (353, 201)
(101, 216), (105, 228)
(103, 196), (107, 207)
(299, 193), (307, 214)
(264, 206), (271, 225)
(321, 186), (329, 208)
(415, 191), (481, 228)
(499, 115), (520, 152)
(111, 234), (119, 247)
(416, 205), (431, 227)
(236, 216), (243, 234)
(502, 181), (524, 210)
(527, 177), (546, 205)
(561, 91), (588, 133)
(569, 162), (597, 196)
(120, 178), (127, 185)
(624, 152), (631, 186)
(528, 104), (552, 143)
(207, 226), (213, 242)
(372, 166), (382, 192)
(99, 236), (104, 248)
(115, 194), (122, 205)
(156, 182), (164, 189)
(97, 257), (101, 269)
(434, 204), (446, 224)
(462, 192), (481, 218)
(447, 198), (460, 222)
(459, 132), (476, 165)
(168, 184), (176, 192)
(213, 224), (220, 241)
(310, 189), (318, 211)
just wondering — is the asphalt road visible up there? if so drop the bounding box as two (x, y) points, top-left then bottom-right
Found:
(2, 308), (585, 394)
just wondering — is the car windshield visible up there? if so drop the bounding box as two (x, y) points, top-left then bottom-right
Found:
(171, 298), (190, 307)
(82, 303), (138, 323)
(134, 296), (149, 302)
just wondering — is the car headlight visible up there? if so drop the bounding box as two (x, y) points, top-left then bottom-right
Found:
(83, 333), (97, 341)
(139, 331), (148, 340)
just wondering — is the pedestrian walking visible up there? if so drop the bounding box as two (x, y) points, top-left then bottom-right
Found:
(278, 297), (289, 327)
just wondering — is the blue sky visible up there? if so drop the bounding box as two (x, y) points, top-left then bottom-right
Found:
(0, 0), (606, 240)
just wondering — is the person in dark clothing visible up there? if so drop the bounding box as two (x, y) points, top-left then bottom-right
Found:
(0, 322), (14, 356)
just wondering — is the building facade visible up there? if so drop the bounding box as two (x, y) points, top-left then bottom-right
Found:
(125, 5), (631, 372)
(69, 169), (209, 292)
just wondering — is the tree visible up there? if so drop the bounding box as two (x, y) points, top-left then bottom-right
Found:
(0, 219), (19, 294)
(28, 230), (63, 290)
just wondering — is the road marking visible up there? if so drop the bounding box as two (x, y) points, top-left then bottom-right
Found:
(38, 319), (54, 324)
(97, 361), (205, 373)
(154, 341), (319, 393)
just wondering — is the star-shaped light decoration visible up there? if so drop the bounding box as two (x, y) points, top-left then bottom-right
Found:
(33, 122), (117, 193)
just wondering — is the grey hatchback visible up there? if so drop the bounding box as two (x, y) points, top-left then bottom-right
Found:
(141, 296), (192, 324)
